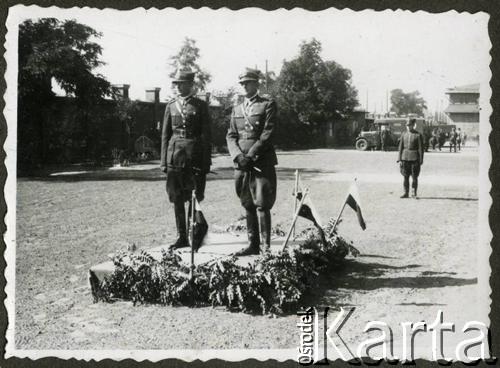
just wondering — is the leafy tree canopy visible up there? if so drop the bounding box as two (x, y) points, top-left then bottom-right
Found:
(169, 37), (211, 92)
(19, 18), (111, 105)
(18, 18), (112, 169)
(390, 89), (427, 116)
(275, 39), (358, 127)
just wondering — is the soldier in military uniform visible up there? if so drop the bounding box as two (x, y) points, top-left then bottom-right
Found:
(449, 127), (458, 152)
(226, 68), (277, 256)
(160, 70), (212, 249)
(397, 118), (424, 199)
(380, 125), (390, 151)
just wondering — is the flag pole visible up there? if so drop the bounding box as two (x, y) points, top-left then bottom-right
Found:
(330, 178), (357, 236)
(282, 188), (309, 251)
(189, 190), (196, 280)
(329, 199), (347, 237)
(292, 170), (299, 237)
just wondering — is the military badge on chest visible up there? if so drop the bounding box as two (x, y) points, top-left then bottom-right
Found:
(241, 102), (261, 132)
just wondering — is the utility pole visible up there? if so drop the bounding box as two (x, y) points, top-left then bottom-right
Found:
(265, 59), (269, 93)
(386, 90), (389, 114)
(438, 99), (442, 122)
(366, 90), (369, 112)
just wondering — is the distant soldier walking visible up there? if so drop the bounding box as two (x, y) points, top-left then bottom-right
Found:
(380, 126), (390, 151)
(429, 128), (438, 150)
(456, 128), (463, 151)
(226, 68), (277, 256)
(437, 128), (446, 151)
(160, 70), (212, 249)
(398, 118), (424, 199)
(422, 126), (431, 152)
(449, 127), (458, 152)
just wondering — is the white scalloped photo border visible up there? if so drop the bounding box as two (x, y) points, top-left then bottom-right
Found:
(3, 4), (492, 362)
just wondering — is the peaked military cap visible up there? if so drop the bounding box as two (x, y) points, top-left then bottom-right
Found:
(172, 69), (195, 83)
(238, 68), (261, 84)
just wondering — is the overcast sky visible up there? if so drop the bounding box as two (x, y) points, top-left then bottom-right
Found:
(9, 6), (491, 113)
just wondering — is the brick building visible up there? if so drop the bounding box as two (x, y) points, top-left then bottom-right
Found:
(43, 84), (223, 165)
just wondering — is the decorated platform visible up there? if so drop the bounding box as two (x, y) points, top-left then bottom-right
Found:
(89, 232), (301, 294)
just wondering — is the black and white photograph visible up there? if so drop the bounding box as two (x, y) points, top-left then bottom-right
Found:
(2, 4), (494, 363)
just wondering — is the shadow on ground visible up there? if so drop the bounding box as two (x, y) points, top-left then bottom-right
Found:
(20, 165), (337, 182)
(329, 259), (476, 290)
(300, 258), (477, 309)
(417, 196), (478, 201)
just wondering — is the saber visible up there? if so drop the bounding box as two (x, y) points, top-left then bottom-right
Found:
(282, 188), (309, 251)
(293, 169), (299, 237)
(189, 190), (196, 280)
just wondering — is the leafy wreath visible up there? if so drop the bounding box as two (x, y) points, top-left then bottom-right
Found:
(94, 219), (359, 315)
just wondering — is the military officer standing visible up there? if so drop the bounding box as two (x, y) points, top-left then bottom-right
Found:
(397, 118), (424, 199)
(160, 70), (212, 249)
(226, 68), (277, 256)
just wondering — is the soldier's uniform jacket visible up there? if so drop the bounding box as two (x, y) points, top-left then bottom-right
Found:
(226, 95), (277, 168)
(449, 131), (458, 143)
(398, 130), (424, 164)
(160, 95), (212, 172)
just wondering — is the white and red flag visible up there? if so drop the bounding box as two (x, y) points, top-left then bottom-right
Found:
(345, 180), (367, 230)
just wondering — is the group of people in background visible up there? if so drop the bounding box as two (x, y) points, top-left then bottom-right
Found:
(428, 127), (467, 152)
(379, 125), (468, 154)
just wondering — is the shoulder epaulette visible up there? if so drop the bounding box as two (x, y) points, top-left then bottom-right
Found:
(191, 96), (205, 104)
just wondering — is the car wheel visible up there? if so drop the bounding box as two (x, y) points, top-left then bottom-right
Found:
(356, 139), (369, 151)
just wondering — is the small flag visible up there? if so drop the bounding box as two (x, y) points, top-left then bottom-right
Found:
(345, 181), (367, 230)
(189, 198), (208, 252)
(296, 191), (326, 242)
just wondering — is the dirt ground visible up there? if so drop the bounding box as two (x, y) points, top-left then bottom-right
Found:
(14, 148), (483, 357)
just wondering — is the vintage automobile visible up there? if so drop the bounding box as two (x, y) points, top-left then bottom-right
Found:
(355, 117), (427, 151)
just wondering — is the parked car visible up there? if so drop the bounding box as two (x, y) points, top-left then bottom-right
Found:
(355, 117), (427, 151)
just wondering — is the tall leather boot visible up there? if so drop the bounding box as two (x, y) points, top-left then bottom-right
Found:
(400, 176), (410, 198)
(234, 209), (260, 256)
(411, 188), (418, 199)
(169, 201), (189, 249)
(257, 208), (271, 254)
(411, 179), (418, 199)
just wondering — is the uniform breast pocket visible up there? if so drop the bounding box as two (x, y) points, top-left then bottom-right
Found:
(249, 113), (262, 127)
(185, 111), (197, 124)
(171, 114), (183, 126)
(233, 116), (246, 130)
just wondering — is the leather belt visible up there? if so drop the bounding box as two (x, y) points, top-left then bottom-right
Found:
(240, 132), (258, 140)
(173, 128), (194, 139)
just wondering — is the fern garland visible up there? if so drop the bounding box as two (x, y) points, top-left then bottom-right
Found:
(96, 224), (358, 315)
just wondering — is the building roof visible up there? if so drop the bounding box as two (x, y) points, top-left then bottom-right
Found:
(444, 104), (479, 113)
(445, 83), (480, 94)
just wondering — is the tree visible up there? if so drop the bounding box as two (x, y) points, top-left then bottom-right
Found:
(169, 37), (211, 92)
(274, 39), (358, 147)
(390, 89), (427, 116)
(208, 88), (238, 152)
(18, 18), (111, 169)
(259, 70), (277, 96)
